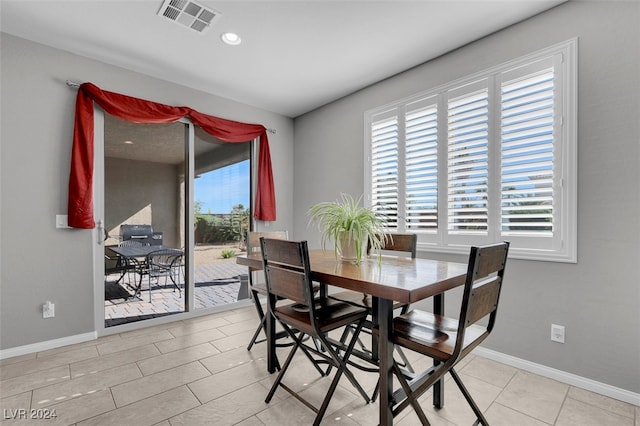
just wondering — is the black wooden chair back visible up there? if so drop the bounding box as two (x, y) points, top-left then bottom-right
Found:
(368, 232), (418, 258)
(389, 241), (510, 424)
(260, 238), (313, 308)
(450, 242), (510, 361)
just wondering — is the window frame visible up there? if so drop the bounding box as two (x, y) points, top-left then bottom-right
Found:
(365, 39), (577, 263)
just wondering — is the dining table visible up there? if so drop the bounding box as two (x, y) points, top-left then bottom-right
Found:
(108, 244), (183, 300)
(236, 248), (468, 425)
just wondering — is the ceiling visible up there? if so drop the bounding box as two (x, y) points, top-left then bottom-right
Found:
(1, 0), (566, 118)
(103, 113), (245, 167)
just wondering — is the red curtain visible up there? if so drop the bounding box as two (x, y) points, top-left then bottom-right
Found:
(68, 82), (276, 228)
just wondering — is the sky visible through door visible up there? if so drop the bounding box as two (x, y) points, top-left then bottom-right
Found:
(195, 159), (250, 214)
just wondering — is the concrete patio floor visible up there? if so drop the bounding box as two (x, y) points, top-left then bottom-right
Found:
(104, 258), (248, 327)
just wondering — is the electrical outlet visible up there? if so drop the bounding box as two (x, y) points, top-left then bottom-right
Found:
(551, 324), (565, 343)
(43, 301), (55, 318)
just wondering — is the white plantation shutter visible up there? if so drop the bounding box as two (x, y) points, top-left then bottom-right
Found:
(405, 99), (438, 232)
(447, 85), (489, 235)
(500, 63), (555, 236)
(365, 40), (576, 262)
(370, 112), (399, 229)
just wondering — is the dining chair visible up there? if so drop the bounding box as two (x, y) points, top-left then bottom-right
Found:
(245, 230), (289, 351)
(387, 241), (510, 424)
(260, 238), (371, 425)
(331, 233), (417, 400)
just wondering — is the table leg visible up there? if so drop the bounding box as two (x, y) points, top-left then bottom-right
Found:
(433, 292), (444, 408)
(371, 296), (379, 362)
(378, 298), (394, 425)
(131, 267), (144, 301)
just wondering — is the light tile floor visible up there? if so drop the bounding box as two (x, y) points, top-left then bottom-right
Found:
(1, 306), (637, 425)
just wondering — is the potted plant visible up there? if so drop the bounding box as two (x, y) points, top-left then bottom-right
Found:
(308, 193), (389, 264)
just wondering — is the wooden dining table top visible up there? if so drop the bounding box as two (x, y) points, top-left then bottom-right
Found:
(236, 249), (468, 304)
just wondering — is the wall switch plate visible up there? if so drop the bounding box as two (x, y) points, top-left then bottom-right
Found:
(56, 215), (69, 229)
(551, 324), (565, 343)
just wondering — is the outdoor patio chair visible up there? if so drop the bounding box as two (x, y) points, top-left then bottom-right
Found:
(145, 248), (184, 302)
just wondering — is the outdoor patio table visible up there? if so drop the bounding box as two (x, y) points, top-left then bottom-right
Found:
(109, 245), (183, 300)
(237, 249), (467, 425)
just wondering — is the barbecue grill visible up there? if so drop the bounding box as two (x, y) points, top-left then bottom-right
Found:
(120, 224), (163, 245)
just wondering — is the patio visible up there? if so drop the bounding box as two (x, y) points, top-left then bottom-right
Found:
(105, 245), (249, 327)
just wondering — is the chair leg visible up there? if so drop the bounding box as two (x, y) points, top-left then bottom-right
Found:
(266, 320), (371, 425)
(449, 368), (490, 426)
(315, 359), (345, 425)
(326, 321), (371, 404)
(247, 290), (267, 350)
(265, 329), (307, 403)
(393, 362), (431, 425)
(247, 317), (266, 351)
(308, 322), (370, 425)
(371, 379), (381, 403)
(114, 270), (127, 285)
(148, 275), (153, 302)
(296, 332), (329, 377)
(168, 268), (182, 294)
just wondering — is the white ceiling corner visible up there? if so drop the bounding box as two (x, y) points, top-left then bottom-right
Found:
(0, 0), (566, 118)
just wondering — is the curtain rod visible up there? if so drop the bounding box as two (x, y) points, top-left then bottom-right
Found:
(65, 80), (276, 134)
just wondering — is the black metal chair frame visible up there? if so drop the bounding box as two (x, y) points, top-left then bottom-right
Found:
(144, 248), (184, 302)
(104, 251), (130, 285)
(260, 238), (372, 425)
(389, 241), (510, 425)
(113, 240), (145, 295)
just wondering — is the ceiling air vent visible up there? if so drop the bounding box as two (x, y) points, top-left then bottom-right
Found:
(157, 0), (220, 34)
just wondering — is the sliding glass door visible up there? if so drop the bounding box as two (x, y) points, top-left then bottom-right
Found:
(99, 113), (252, 328)
(103, 114), (187, 326)
(193, 127), (251, 311)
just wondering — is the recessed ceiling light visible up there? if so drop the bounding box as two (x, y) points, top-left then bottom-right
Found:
(124, 140), (134, 145)
(221, 32), (241, 45)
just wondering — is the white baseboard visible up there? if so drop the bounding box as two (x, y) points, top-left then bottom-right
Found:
(473, 346), (640, 406)
(0, 332), (97, 360)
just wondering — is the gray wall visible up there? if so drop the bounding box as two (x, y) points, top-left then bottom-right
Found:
(105, 157), (181, 247)
(0, 34), (294, 350)
(293, 1), (640, 393)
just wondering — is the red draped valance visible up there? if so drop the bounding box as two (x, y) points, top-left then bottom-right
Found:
(68, 82), (276, 228)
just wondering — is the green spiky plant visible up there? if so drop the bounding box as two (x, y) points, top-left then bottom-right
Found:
(307, 193), (389, 264)
(221, 248), (236, 259)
